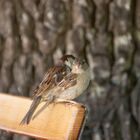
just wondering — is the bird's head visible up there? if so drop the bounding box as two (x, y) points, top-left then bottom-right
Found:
(60, 55), (76, 69)
(72, 58), (89, 74)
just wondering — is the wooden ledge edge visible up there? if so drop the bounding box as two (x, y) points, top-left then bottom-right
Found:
(0, 93), (87, 140)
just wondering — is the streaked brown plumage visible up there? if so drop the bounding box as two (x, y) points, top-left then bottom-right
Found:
(20, 55), (90, 125)
(20, 55), (76, 124)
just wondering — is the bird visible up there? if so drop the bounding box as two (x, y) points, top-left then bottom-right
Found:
(20, 55), (75, 125)
(20, 55), (90, 125)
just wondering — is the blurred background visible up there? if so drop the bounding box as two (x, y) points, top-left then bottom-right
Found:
(0, 0), (140, 139)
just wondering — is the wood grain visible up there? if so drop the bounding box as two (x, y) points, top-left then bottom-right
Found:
(0, 93), (86, 140)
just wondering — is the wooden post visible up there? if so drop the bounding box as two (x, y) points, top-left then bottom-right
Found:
(0, 93), (87, 140)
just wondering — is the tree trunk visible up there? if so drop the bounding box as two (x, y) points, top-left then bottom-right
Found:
(0, 0), (140, 140)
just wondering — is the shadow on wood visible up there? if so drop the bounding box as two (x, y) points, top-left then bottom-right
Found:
(0, 93), (87, 140)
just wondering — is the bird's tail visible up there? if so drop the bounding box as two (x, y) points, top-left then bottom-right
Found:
(20, 96), (41, 125)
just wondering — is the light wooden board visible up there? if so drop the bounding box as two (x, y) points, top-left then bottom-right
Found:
(0, 93), (86, 140)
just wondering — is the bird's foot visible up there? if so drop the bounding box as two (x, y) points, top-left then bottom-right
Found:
(55, 99), (78, 107)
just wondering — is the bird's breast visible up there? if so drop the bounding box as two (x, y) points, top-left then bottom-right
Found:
(58, 68), (90, 100)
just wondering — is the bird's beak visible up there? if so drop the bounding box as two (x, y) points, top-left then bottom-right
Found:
(76, 61), (81, 68)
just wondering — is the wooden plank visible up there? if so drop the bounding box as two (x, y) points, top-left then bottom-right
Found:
(0, 93), (86, 140)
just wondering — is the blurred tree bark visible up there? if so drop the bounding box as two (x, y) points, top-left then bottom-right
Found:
(0, 0), (140, 140)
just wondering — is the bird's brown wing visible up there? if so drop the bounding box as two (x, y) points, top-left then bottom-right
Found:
(57, 73), (77, 90)
(32, 66), (68, 97)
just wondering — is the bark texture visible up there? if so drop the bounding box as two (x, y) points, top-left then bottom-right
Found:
(0, 0), (140, 140)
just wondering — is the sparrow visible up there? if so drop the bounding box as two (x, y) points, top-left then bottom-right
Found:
(20, 55), (90, 125)
(20, 55), (75, 125)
